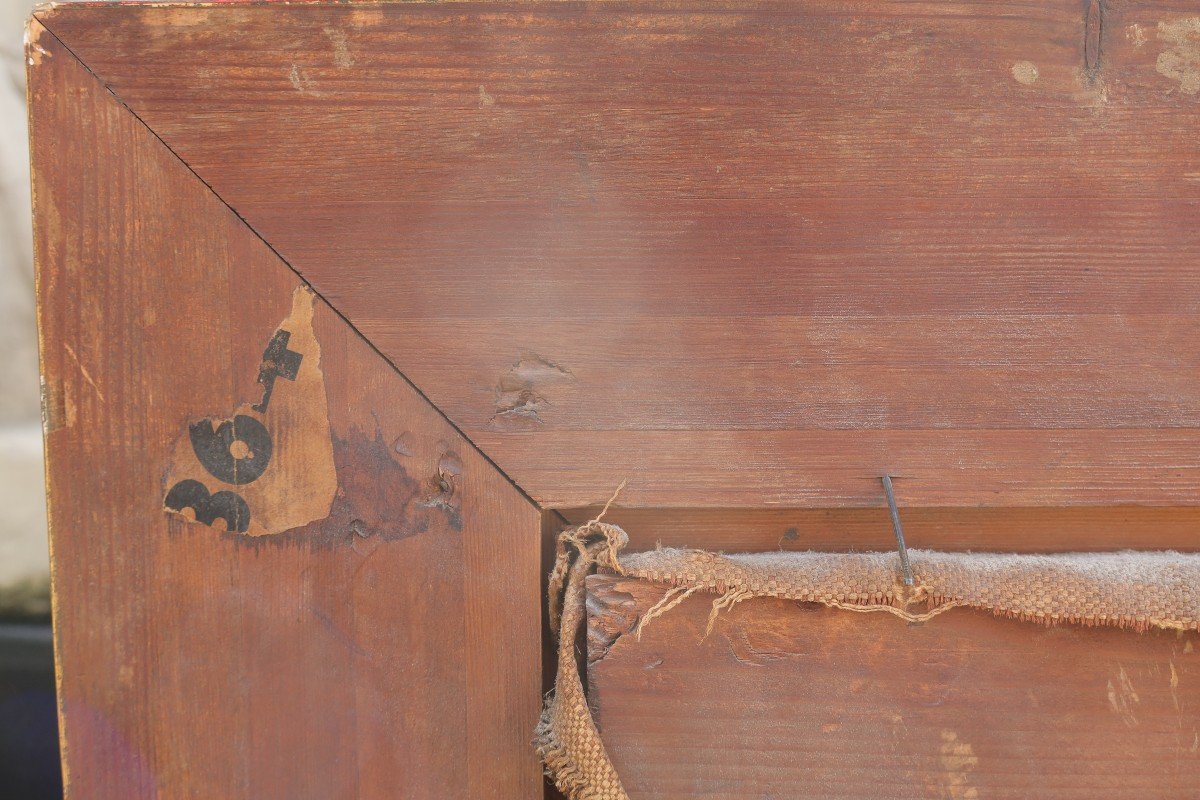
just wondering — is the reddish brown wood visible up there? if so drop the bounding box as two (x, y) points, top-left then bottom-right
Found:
(29, 20), (541, 799)
(475, 428), (1200, 508)
(35, 0), (1200, 508)
(558, 506), (1200, 554)
(27, 2), (1200, 796)
(587, 574), (1200, 799)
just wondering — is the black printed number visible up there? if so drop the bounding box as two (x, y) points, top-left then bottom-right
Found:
(165, 479), (251, 533)
(165, 328), (304, 532)
(252, 330), (302, 413)
(188, 414), (273, 485)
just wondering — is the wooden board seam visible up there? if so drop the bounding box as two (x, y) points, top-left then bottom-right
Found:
(30, 12), (544, 512)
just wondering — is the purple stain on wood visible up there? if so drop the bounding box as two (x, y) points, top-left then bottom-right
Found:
(60, 699), (159, 798)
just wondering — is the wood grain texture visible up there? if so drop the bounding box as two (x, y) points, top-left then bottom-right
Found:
(559, 506), (1200, 553)
(36, 0), (1200, 508)
(29, 21), (541, 799)
(587, 573), (1200, 799)
(473, 428), (1200, 508)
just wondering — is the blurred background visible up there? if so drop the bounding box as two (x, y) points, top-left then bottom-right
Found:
(1, 0), (62, 795)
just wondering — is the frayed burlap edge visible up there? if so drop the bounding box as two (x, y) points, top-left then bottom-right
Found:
(537, 522), (1200, 800)
(536, 520), (630, 800)
(623, 546), (1200, 634)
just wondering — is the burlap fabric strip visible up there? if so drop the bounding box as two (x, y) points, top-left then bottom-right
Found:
(536, 520), (1200, 800)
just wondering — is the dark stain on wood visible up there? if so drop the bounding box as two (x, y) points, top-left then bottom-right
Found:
(195, 421), (435, 551)
(310, 426), (430, 545)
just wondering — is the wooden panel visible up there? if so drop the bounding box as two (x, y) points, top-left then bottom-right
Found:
(36, 0), (1200, 508)
(587, 574), (1200, 799)
(29, 21), (541, 799)
(474, 428), (1200, 508)
(558, 506), (1200, 553)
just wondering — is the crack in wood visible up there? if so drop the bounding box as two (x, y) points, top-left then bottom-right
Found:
(1085, 0), (1104, 78)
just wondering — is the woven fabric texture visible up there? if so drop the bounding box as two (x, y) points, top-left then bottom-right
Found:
(536, 521), (1200, 800)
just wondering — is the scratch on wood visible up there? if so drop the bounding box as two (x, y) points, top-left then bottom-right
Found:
(725, 625), (806, 667)
(1170, 661), (1181, 711)
(311, 605), (367, 657)
(62, 342), (105, 403)
(1107, 664), (1141, 727)
(288, 64), (320, 96)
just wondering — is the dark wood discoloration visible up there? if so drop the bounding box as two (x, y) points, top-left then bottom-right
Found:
(307, 426), (428, 545)
(588, 573), (1200, 799)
